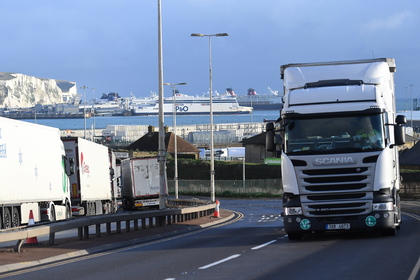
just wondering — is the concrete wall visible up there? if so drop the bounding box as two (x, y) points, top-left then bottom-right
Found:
(168, 179), (283, 196)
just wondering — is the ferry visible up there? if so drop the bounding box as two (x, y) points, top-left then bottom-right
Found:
(131, 93), (253, 116)
(226, 87), (283, 110)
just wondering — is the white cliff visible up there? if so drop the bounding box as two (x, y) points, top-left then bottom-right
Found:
(0, 72), (77, 108)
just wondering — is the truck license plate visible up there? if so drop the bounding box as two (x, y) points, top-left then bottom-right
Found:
(326, 223), (350, 230)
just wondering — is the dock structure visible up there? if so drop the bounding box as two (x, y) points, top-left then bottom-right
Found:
(61, 122), (266, 147)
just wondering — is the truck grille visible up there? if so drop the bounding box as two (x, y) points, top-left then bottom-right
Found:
(292, 156), (376, 217)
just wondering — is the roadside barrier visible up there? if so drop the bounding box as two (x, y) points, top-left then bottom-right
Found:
(0, 199), (215, 253)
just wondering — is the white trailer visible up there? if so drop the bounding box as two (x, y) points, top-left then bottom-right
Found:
(121, 157), (162, 210)
(62, 137), (118, 216)
(266, 58), (406, 240)
(0, 117), (72, 229)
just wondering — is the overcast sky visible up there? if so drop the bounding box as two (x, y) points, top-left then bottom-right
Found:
(1, 0), (419, 101)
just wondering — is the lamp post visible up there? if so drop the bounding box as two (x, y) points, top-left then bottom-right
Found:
(191, 32), (229, 202)
(80, 85), (88, 139)
(163, 82), (187, 199)
(92, 87), (96, 141)
(157, 0), (166, 210)
(33, 86), (36, 124)
(410, 84), (414, 128)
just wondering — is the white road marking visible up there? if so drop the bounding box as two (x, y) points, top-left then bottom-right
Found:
(408, 255), (420, 280)
(198, 254), (241, 270)
(251, 240), (277, 250)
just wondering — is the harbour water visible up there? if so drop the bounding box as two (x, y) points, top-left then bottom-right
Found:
(22, 110), (281, 130)
(15, 99), (415, 131)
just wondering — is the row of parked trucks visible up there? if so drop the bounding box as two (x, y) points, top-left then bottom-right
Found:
(0, 116), (163, 230)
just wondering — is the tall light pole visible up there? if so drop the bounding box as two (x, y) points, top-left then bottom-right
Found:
(80, 85), (88, 139)
(91, 87), (96, 142)
(33, 86), (37, 124)
(163, 82), (187, 199)
(191, 32), (229, 202)
(410, 84), (414, 127)
(157, 0), (166, 210)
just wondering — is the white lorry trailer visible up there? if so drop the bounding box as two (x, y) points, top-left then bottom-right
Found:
(62, 137), (118, 216)
(0, 117), (72, 229)
(121, 157), (162, 210)
(266, 58), (406, 240)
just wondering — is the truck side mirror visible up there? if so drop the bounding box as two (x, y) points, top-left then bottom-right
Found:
(266, 123), (275, 152)
(64, 156), (75, 176)
(396, 115), (407, 125)
(394, 115), (406, 146)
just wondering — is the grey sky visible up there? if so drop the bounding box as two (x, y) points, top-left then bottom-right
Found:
(1, 0), (419, 100)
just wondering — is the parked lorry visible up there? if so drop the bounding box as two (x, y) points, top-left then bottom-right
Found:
(266, 58), (406, 240)
(62, 137), (118, 216)
(120, 157), (162, 210)
(0, 117), (73, 229)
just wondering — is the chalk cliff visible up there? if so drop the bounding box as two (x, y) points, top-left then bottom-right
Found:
(0, 72), (77, 108)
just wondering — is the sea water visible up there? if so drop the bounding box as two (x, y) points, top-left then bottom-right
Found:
(22, 110), (281, 130)
(20, 99), (415, 131)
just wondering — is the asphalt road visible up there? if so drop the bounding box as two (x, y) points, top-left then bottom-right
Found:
(1, 198), (420, 280)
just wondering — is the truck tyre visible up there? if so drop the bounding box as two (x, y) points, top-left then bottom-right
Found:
(66, 203), (71, 219)
(122, 198), (134, 211)
(12, 208), (20, 228)
(396, 209), (401, 230)
(288, 232), (304, 241)
(382, 227), (397, 236)
(50, 205), (56, 222)
(3, 208), (12, 229)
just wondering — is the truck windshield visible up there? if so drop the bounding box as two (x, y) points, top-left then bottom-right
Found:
(284, 114), (385, 155)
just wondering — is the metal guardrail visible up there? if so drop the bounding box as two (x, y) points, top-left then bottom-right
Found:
(0, 199), (215, 253)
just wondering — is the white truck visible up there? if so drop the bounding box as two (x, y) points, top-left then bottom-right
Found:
(62, 137), (118, 216)
(0, 117), (73, 229)
(266, 58), (406, 240)
(120, 157), (162, 210)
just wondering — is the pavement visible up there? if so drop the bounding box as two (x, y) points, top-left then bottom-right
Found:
(0, 209), (234, 273)
(0, 200), (419, 273)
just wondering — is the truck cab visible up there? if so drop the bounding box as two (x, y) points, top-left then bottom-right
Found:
(266, 58), (407, 240)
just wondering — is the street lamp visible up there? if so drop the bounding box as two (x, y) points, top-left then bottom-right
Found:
(191, 32), (229, 202)
(157, 0), (166, 210)
(163, 82), (187, 199)
(410, 84), (414, 127)
(33, 86), (37, 124)
(80, 85), (88, 139)
(91, 87), (96, 141)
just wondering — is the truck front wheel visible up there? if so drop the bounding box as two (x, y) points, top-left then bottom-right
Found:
(287, 232), (304, 241)
(382, 227), (397, 236)
(66, 203), (71, 219)
(122, 198), (134, 211)
(50, 205), (56, 222)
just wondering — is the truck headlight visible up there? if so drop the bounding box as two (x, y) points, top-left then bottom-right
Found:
(283, 207), (303, 215)
(372, 202), (393, 211)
